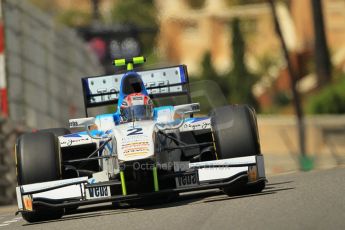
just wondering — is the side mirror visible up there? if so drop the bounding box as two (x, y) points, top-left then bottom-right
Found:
(156, 112), (186, 131)
(174, 103), (200, 115)
(155, 103), (200, 131)
(69, 117), (96, 129)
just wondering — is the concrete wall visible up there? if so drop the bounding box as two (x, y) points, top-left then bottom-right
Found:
(258, 115), (345, 174)
(2, 0), (103, 129)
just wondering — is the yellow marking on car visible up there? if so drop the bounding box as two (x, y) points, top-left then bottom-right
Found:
(14, 144), (18, 178)
(120, 171), (127, 196)
(113, 56), (146, 70)
(153, 166), (159, 192)
(127, 62), (133, 70)
(210, 127), (218, 160)
(125, 152), (148, 157)
(113, 58), (126, 67)
(122, 142), (149, 147)
(133, 56), (145, 64)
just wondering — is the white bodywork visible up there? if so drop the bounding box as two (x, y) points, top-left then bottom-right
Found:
(16, 155), (265, 211)
(113, 121), (156, 161)
(15, 102), (266, 213)
(59, 108), (212, 176)
(189, 156), (265, 182)
(58, 103), (212, 180)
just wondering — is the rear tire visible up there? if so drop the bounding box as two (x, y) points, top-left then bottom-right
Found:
(210, 105), (265, 195)
(16, 132), (64, 222)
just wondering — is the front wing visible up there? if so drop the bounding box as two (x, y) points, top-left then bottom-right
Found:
(16, 155), (265, 213)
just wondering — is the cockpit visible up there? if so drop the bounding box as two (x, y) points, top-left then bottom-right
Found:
(121, 74), (145, 95)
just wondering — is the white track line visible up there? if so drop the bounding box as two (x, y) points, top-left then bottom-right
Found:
(3, 220), (18, 223)
(0, 217), (22, 228)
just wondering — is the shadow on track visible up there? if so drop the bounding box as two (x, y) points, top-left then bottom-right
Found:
(202, 187), (294, 204)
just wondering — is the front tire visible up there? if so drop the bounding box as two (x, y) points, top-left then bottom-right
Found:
(16, 132), (64, 222)
(210, 105), (265, 195)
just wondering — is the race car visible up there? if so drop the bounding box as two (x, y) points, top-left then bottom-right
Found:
(15, 56), (266, 223)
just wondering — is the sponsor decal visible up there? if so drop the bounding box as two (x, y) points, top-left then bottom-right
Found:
(67, 139), (73, 146)
(191, 104), (200, 111)
(127, 127), (143, 136)
(88, 186), (109, 198)
(183, 121), (210, 130)
(124, 148), (149, 155)
(175, 173), (198, 188)
(122, 141), (149, 157)
(60, 137), (91, 146)
(69, 121), (78, 128)
(86, 173), (111, 199)
(122, 142), (149, 147)
(117, 123), (154, 160)
(132, 96), (143, 100)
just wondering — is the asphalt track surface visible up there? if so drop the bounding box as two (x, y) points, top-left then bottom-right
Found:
(0, 167), (344, 230)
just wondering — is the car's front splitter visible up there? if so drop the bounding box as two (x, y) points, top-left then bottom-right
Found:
(16, 155), (266, 213)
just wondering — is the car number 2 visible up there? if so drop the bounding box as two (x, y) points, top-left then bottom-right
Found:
(127, 127), (143, 136)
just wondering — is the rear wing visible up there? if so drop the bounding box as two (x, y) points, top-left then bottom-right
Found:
(82, 65), (191, 116)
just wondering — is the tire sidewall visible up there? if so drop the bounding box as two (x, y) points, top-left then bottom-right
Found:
(16, 132), (61, 185)
(210, 105), (260, 159)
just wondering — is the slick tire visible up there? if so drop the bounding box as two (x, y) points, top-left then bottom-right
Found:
(210, 105), (265, 195)
(16, 132), (63, 223)
(39, 128), (80, 212)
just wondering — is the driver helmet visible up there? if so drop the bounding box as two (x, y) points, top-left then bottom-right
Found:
(120, 93), (153, 122)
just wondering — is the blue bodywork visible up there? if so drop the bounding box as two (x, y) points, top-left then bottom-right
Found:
(93, 71), (149, 125)
(75, 65), (203, 133)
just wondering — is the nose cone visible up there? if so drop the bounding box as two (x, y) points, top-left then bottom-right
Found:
(114, 121), (155, 161)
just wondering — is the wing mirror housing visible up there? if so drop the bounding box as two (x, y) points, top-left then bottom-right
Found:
(69, 117), (96, 129)
(174, 103), (200, 115)
(155, 103), (200, 131)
